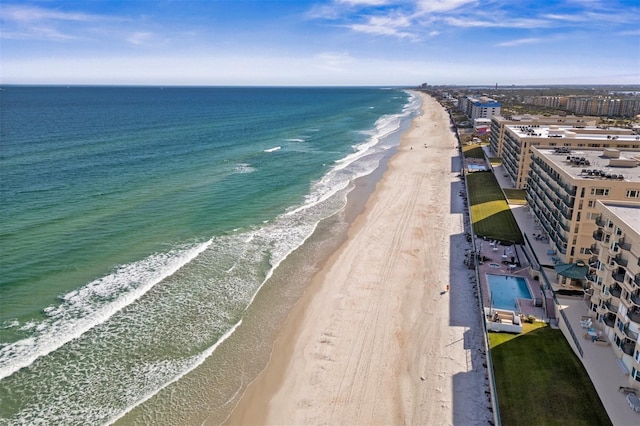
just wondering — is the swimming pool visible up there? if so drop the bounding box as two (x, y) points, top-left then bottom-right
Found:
(467, 164), (487, 172)
(486, 274), (532, 312)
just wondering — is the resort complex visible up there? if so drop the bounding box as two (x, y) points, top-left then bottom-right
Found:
(438, 88), (640, 423)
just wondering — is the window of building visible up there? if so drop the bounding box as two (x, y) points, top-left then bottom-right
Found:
(590, 188), (609, 196)
(614, 334), (622, 348)
(587, 200), (595, 208)
(627, 190), (640, 198)
(586, 212), (597, 220)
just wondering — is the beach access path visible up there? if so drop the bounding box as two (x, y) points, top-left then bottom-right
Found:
(225, 93), (492, 425)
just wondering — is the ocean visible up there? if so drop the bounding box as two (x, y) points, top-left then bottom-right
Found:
(0, 86), (420, 424)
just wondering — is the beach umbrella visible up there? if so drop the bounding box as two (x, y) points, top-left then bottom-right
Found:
(553, 260), (588, 280)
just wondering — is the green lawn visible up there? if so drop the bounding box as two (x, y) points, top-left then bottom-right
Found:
(462, 144), (485, 159)
(466, 171), (524, 244)
(503, 188), (527, 205)
(489, 323), (611, 425)
(489, 157), (502, 166)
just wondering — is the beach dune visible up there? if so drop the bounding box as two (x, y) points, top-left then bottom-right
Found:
(225, 93), (491, 425)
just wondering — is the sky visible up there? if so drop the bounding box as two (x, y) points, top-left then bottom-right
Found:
(1, 0), (639, 86)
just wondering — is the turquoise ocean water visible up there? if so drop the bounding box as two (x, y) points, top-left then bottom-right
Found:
(0, 86), (419, 424)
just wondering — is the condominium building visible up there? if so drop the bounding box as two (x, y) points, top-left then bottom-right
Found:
(502, 125), (640, 189)
(522, 95), (640, 117)
(489, 115), (599, 157)
(459, 95), (501, 120)
(586, 200), (640, 388)
(525, 147), (640, 263)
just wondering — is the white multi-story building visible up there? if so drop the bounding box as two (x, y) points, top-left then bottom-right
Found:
(459, 95), (501, 121)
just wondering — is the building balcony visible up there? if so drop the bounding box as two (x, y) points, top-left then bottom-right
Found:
(613, 254), (629, 268)
(593, 230), (604, 241)
(628, 307), (640, 323)
(600, 289), (612, 301)
(622, 342), (635, 356)
(612, 270), (626, 283)
(631, 293), (640, 307)
(603, 313), (617, 327)
(622, 325), (639, 342)
(618, 239), (632, 252)
(595, 215), (606, 227)
(589, 244), (600, 255)
(604, 299), (619, 313)
(609, 284), (623, 298)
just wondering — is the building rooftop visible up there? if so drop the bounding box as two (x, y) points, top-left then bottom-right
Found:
(506, 124), (640, 142)
(534, 147), (640, 183)
(600, 201), (640, 234)
(493, 114), (597, 122)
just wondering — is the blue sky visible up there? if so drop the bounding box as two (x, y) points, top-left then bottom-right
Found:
(1, 0), (639, 86)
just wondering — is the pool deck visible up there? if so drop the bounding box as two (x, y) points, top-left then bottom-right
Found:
(475, 237), (547, 320)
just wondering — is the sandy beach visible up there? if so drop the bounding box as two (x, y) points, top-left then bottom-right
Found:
(225, 93), (492, 425)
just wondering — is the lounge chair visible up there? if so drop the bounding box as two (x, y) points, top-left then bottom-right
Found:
(580, 319), (592, 328)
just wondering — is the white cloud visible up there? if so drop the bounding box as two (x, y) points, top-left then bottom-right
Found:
(1, 4), (104, 23)
(443, 16), (551, 29)
(496, 37), (543, 47)
(346, 13), (416, 38)
(337, 0), (391, 5)
(415, 0), (477, 14)
(0, 4), (123, 41)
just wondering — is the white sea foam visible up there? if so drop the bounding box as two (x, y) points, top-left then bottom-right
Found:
(285, 138), (305, 142)
(263, 146), (281, 153)
(234, 163), (256, 173)
(1, 90), (422, 424)
(105, 319), (243, 425)
(288, 91), (420, 218)
(0, 239), (213, 381)
(1, 319), (20, 329)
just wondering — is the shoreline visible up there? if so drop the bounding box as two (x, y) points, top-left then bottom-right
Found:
(224, 93), (491, 425)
